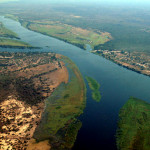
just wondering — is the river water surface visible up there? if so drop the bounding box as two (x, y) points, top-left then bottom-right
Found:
(0, 16), (150, 150)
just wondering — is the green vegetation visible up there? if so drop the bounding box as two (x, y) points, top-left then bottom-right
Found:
(1, 4), (150, 52)
(0, 22), (19, 39)
(0, 22), (33, 48)
(116, 97), (150, 150)
(0, 38), (33, 48)
(33, 56), (86, 149)
(86, 76), (101, 102)
(22, 20), (111, 50)
(4, 14), (19, 21)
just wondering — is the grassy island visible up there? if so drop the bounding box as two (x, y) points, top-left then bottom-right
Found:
(33, 56), (86, 150)
(21, 20), (111, 50)
(86, 76), (101, 102)
(116, 97), (150, 150)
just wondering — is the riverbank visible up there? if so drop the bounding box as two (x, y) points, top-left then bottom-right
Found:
(92, 50), (150, 77)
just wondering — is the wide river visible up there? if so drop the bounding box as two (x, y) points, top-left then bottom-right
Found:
(0, 16), (150, 150)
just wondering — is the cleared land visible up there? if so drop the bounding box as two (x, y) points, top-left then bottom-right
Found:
(86, 76), (101, 102)
(22, 20), (112, 49)
(116, 97), (150, 150)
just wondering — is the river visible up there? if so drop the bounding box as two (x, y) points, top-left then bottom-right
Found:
(0, 16), (150, 150)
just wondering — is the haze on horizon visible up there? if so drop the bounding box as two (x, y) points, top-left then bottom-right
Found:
(2, 0), (150, 6)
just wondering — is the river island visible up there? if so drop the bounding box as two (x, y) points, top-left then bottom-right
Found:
(86, 76), (101, 102)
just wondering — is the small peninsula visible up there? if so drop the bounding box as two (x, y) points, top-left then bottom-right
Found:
(116, 97), (150, 150)
(86, 76), (101, 102)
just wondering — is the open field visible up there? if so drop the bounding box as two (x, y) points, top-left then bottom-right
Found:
(86, 76), (101, 102)
(33, 55), (86, 149)
(116, 97), (150, 150)
(20, 20), (112, 50)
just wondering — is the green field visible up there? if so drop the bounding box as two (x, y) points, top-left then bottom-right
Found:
(33, 56), (86, 149)
(86, 76), (101, 102)
(116, 97), (150, 150)
(22, 20), (111, 50)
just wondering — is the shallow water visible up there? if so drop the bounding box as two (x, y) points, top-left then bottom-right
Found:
(0, 16), (150, 150)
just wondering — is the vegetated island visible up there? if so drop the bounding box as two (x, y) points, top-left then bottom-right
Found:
(14, 18), (112, 50)
(0, 21), (34, 49)
(92, 50), (150, 77)
(86, 76), (101, 102)
(116, 97), (150, 150)
(0, 52), (86, 150)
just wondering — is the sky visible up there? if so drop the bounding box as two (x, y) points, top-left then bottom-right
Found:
(24, 0), (150, 6)
(1, 0), (150, 5)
